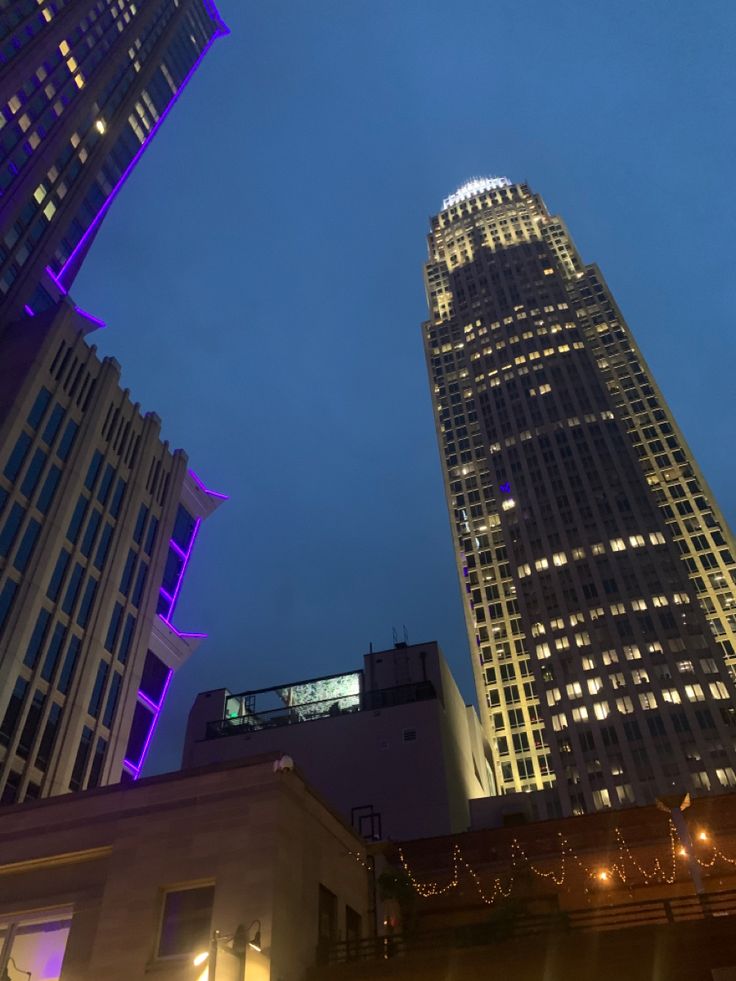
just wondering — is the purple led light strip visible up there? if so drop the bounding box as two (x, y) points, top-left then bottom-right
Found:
(55, 20), (227, 290)
(189, 469), (229, 500)
(166, 516), (201, 619)
(74, 305), (107, 329)
(123, 668), (173, 778)
(45, 264), (68, 295)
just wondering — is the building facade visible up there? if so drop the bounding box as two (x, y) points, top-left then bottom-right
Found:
(184, 641), (494, 840)
(0, 301), (225, 803)
(0, 0), (228, 322)
(422, 177), (736, 814)
(0, 755), (370, 981)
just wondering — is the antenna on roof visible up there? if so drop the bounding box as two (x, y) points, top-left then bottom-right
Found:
(403, 625), (409, 644)
(392, 626), (398, 646)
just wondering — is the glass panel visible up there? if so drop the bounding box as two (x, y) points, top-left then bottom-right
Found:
(7, 916), (71, 980)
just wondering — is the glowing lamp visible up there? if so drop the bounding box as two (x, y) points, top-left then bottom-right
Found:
(193, 951), (209, 966)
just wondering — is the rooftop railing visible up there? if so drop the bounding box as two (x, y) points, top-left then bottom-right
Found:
(205, 680), (437, 739)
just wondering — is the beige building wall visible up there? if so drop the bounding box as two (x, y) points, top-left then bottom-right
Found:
(0, 301), (222, 803)
(0, 756), (370, 981)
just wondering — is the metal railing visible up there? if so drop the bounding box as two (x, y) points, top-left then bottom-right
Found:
(319, 888), (736, 964)
(205, 680), (437, 739)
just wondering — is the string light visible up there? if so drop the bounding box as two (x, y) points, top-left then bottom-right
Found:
(396, 818), (736, 907)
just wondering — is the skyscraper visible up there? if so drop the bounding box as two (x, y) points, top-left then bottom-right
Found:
(422, 177), (736, 815)
(0, 0), (228, 322)
(0, 0), (228, 803)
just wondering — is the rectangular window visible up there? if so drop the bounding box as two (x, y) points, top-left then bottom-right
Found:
(20, 448), (47, 498)
(84, 450), (103, 490)
(37, 464), (61, 513)
(61, 563), (83, 615)
(139, 650), (169, 705)
(4, 432), (32, 482)
(41, 404), (65, 446)
(94, 522), (113, 570)
(36, 702), (62, 771)
(81, 508), (101, 557)
(172, 505), (196, 550)
(1, 911), (72, 980)
(0, 502), (26, 557)
(105, 602), (123, 653)
(76, 576), (97, 628)
(47, 548), (70, 601)
(157, 885), (214, 959)
(133, 503), (148, 544)
(88, 661), (109, 718)
(125, 702), (155, 768)
(110, 477), (126, 517)
(103, 672), (122, 728)
(66, 494), (88, 543)
(17, 688), (45, 758)
(120, 549), (136, 596)
(27, 387), (52, 428)
(57, 418), (78, 460)
(0, 677), (28, 746)
(118, 613), (136, 664)
(69, 725), (93, 790)
(97, 463), (115, 505)
(41, 622), (66, 682)
(131, 561), (148, 608)
(23, 609), (51, 668)
(13, 518), (41, 572)
(87, 736), (107, 788)
(58, 636), (81, 694)
(145, 516), (159, 556)
(0, 578), (18, 635)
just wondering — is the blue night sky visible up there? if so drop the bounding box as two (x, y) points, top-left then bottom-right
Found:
(73, 0), (736, 776)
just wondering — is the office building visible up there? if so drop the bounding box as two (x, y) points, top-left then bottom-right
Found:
(0, 0), (228, 322)
(184, 640), (495, 839)
(0, 754), (369, 981)
(0, 301), (225, 803)
(422, 177), (736, 814)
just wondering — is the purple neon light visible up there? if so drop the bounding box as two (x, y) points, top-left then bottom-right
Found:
(74, 305), (107, 329)
(24, 304), (35, 316)
(44, 264), (68, 295)
(166, 516), (201, 617)
(123, 668), (173, 778)
(202, 0), (230, 35)
(189, 469), (229, 500)
(55, 22), (226, 290)
(157, 617), (208, 640)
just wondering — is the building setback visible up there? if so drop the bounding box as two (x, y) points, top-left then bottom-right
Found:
(0, 302), (224, 803)
(422, 177), (736, 814)
(0, 0), (228, 323)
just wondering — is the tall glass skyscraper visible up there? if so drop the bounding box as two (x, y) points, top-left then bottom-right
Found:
(0, 0), (228, 322)
(0, 0), (228, 804)
(423, 177), (736, 815)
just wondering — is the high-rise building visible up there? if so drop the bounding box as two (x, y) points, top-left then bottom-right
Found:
(0, 0), (228, 804)
(0, 0), (228, 322)
(0, 302), (225, 803)
(422, 177), (736, 815)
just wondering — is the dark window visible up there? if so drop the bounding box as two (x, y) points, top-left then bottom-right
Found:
(36, 703), (61, 771)
(27, 388), (51, 428)
(94, 522), (113, 570)
(58, 636), (81, 694)
(37, 464), (61, 513)
(81, 508), (101, 557)
(110, 477), (126, 517)
(41, 404), (65, 447)
(140, 650), (169, 705)
(346, 906), (362, 958)
(133, 503), (148, 544)
(157, 885), (214, 958)
(41, 622), (66, 682)
(88, 661), (108, 718)
(0, 578), (18, 635)
(77, 576), (97, 627)
(69, 725), (93, 791)
(4, 432), (31, 481)
(62, 563), (83, 615)
(131, 561), (148, 608)
(120, 549), (136, 596)
(47, 548), (70, 601)
(125, 701), (155, 768)
(0, 677), (28, 747)
(171, 505), (196, 550)
(161, 549), (183, 596)
(66, 494), (88, 543)
(105, 602), (123, 653)
(13, 518), (40, 571)
(57, 418), (78, 460)
(118, 614), (136, 664)
(20, 448), (47, 498)
(318, 885), (338, 950)
(87, 737), (107, 789)
(0, 502), (25, 557)
(84, 450), (103, 490)
(17, 689), (45, 759)
(144, 515), (158, 556)
(103, 672), (122, 728)
(23, 609), (51, 668)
